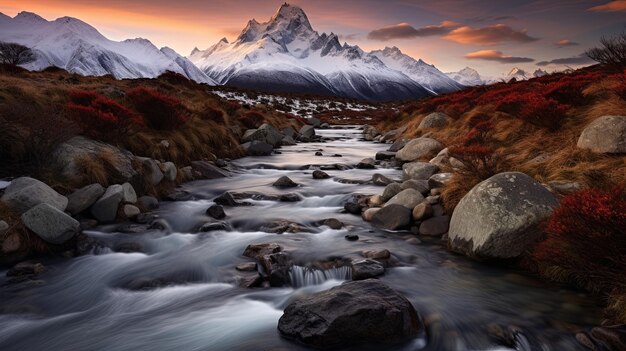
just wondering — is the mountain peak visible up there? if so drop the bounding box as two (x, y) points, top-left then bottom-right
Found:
(269, 2), (312, 32)
(14, 11), (47, 23)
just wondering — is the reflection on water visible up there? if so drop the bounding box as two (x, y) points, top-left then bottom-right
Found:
(0, 127), (602, 351)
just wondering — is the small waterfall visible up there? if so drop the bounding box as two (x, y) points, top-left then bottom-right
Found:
(289, 265), (352, 287)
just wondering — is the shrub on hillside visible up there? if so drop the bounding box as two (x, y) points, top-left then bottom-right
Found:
(237, 111), (265, 129)
(495, 91), (570, 130)
(448, 121), (500, 179)
(127, 87), (188, 130)
(586, 31), (626, 71)
(530, 185), (626, 293)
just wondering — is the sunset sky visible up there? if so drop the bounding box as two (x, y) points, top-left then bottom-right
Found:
(1, 0), (625, 77)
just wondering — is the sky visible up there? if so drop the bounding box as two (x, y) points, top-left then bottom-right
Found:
(1, 0), (625, 77)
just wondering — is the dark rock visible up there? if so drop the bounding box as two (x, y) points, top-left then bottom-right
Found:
(90, 184), (124, 222)
(206, 205), (226, 219)
(344, 201), (362, 215)
(238, 272), (263, 288)
(315, 151), (323, 156)
(313, 170), (330, 179)
(66, 184), (105, 215)
(402, 162), (439, 181)
(356, 158), (376, 169)
(388, 139), (407, 152)
(321, 218), (343, 230)
(412, 202), (433, 221)
(242, 140), (273, 156)
(191, 161), (230, 179)
(371, 204), (411, 230)
(273, 176), (298, 188)
(300, 125), (316, 139)
(371, 173), (394, 186)
(277, 279), (421, 349)
(214, 192), (250, 207)
(198, 221), (232, 232)
(0, 177), (68, 214)
(419, 216), (450, 236)
(362, 249), (391, 260)
(345, 234), (359, 241)
(243, 243), (292, 287)
(382, 183), (403, 202)
(21, 203), (80, 244)
(7, 261), (46, 277)
(401, 180), (430, 194)
(259, 220), (303, 234)
(380, 127), (407, 143)
(236, 262), (258, 272)
(114, 242), (143, 253)
(137, 196), (159, 211)
(351, 259), (385, 280)
(115, 224), (149, 234)
(280, 193), (301, 202)
(375, 151), (396, 161)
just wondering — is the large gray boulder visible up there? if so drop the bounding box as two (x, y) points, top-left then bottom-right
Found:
(396, 138), (444, 162)
(386, 189), (424, 209)
(136, 157), (164, 186)
(242, 123), (284, 147)
(242, 140), (273, 156)
(381, 183), (402, 202)
(418, 112), (450, 130)
(577, 115), (626, 153)
(448, 172), (558, 259)
(66, 184), (105, 215)
(278, 279), (421, 349)
(0, 177), (68, 214)
(51, 136), (137, 184)
(371, 204), (412, 230)
(402, 162), (439, 180)
(191, 161), (229, 179)
(90, 185), (124, 222)
(21, 203), (80, 244)
(159, 162), (177, 182)
(363, 125), (380, 141)
(299, 125), (316, 139)
(121, 183), (137, 203)
(380, 126), (406, 142)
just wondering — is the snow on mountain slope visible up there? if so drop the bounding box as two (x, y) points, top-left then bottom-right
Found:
(370, 46), (465, 94)
(0, 11), (216, 84)
(189, 3), (433, 101)
(446, 67), (487, 86)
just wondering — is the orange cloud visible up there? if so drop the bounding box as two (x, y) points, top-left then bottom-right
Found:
(589, 1), (626, 12)
(445, 24), (538, 45)
(555, 39), (579, 47)
(465, 50), (534, 63)
(367, 21), (459, 41)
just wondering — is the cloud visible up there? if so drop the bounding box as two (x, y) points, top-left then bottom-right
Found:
(445, 24), (538, 45)
(465, 50), (535, 63)
(536, 53), (596, 66)
(589, 1), (626, 12)
(555, 39), (579, 47)
(367, 21), (459, 41)
(338, 33), (360, 41)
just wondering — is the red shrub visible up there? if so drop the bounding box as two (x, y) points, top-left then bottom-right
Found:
(495, 91), (570, 130)
(68, 90), (99, 106)
(127, 87), (188, 130)
(449, 121), (499, 178)
(530, 185), (626, 291)
(238, 111), (265, 129)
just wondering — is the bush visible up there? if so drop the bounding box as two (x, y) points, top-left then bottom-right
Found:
(238, 111), (265, 129)
(530, 185), (626, 292)
(127, 87), (188, 130)
(495, 91), (570, 130)
(448, 121), (499, 179)
(586, 31), (626, 71)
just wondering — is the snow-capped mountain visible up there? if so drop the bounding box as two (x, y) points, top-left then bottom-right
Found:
(533, 68), (548, 78)
(190, 3), (437, 101)
(446, 67), (487, 86)
(0, 11), (216, 84)
(506, 67), (528, 81)
(370, 46), (464, 93)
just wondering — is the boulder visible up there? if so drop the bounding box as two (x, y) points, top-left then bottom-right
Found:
(401, 180), (430, 194)
(282, 127), (296, 138)
(66, 184), (104, 215)
(368, 195), (383, 207)
(321, 218), (343, 230)
(137, 196), (159, 211)
(299, 125), (316, 139)
(121, 183), (137, 204)
(363, 125), (380, 141)
(375, 151), (396, 161)
(396, 138), (444, 162)
(1, 177), (68, 214)
(577, 115), (626, 153)
(312, 170), (330, 179)
(419, 216), (450, 236)
(242, 140), (273, 156)
(51, 136), (136, 184)
(402, 162), (439, 181)
(191, 161), (229, 179)
(159, 162), (177, 182)
(362, 249), (391, 260)
(306, 117), (321, 127)
(386, 189), (424, 209)
(21, 203), (80, 244)
(381, 183), (403, 202)
(380, 127), (406, 142)
(273, 176), (298, 188)
(123, 204), (141, 218)
(206, 205), (226, 219)
(362, 208), (380, 222)
(371, 173), (394, 186)
(243, 243), (291, 286)
(345, 234), (359, 241)
(236, 262), (258, 272)
(0, 220), (8, 236)
(388, 139), (407, 152)
(214, 191), (250, 207)
(448, 172), (559, 259)
(371, 204), (412, 230)
(428, 173), (454, 188)
(242, 123), (284, 147)
(418, 112), (450, 130)
(351, 259), (385, 280)
(356, 158), (376, 169)
(136, 157), (164, 186)
(277, 279), (421, 349)
(281, 136), (297, 146)
(412, 202), (433, 221)
(90, 184), (124, 222)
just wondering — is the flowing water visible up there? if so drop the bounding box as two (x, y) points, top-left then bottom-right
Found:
(0, 127), (603, 351)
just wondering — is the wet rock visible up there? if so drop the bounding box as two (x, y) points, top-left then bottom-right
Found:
(418, 112), (450, 130)
(428, 173), (453, 188)
(412, 202), (433, 221)
(137, 196), (159, 211)
(243, 243), (291, 287)
(331, 154), (343, 157)
(368, 195), (383, 207)
(388, 139), (407, 152)
(165, 190), (193, 202)
(356, 158), (376, 169)
(198, 221), (232, 232)
(306, 117), (321, 127)
(396, 137), (444, 162)
(273, 176), (298, 188)
(362, 208), (380, 222)
(312, 170), (330, 179)
(282, 127), (296, 138)
(371, 204), (412, 230)
(577, 115), (626, 153)
(351, 259), (385, 280)
(320, 122), (330, 129)
(299, 125), (316, 139)
(115, 224), (149, 234)
(238, 272), (264, 288)
(345, 234), (359, 241)
(90, 184), (124, 222)
(280, 193), (301, 202)
(242, 140), (273, 156)
(6, 261), (46, 277)
(259, 220), (303, 234)
(66, 184), (105, 215)
(403, 162), (439, 181)
(426, 195), (440, 205)
(362, 249), (391, 260)
(206, 205), (226, 219)
(0, 220), (8, 236)
(135, 213), (158, 225)
(136, 157), (164, 185)
(577, 325), (626, 351)
(114, 242), (143, 253)
(344, 196), (364, 215)
(191, 161), (229, 179)
(1, 177), (68, 213)
(121, 183), (137, 204)
(122, 204), (140, 219)
(21, 204), (80, 244)
(381, 183), (402, 202)
(448, 172), (558, 259)
(321, 218), (343, 230)
(401, 180), (430, 194)
(281, 136), (297, 146)
(386, 189), (425, 209)
(214, 192), (250, 207)
(363, 125), (380, 141)
(277, 279), (421, 349)
(380, 127), (406, 143)
(419, 216), (450, 236)
(159, 161), (177, 182)
(236, 262), (258, 272)
(370, 173), (393, 186)
(375, 151), (396, 161)
(243, 123), (284, 147)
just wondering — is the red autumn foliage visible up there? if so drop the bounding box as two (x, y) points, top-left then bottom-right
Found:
(448, 121), (500, 179)
(65, 90), (143, 141)
(530, 185), (626, 291)
(495, 91), (570, 130)
(127, 87), (188, 130)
